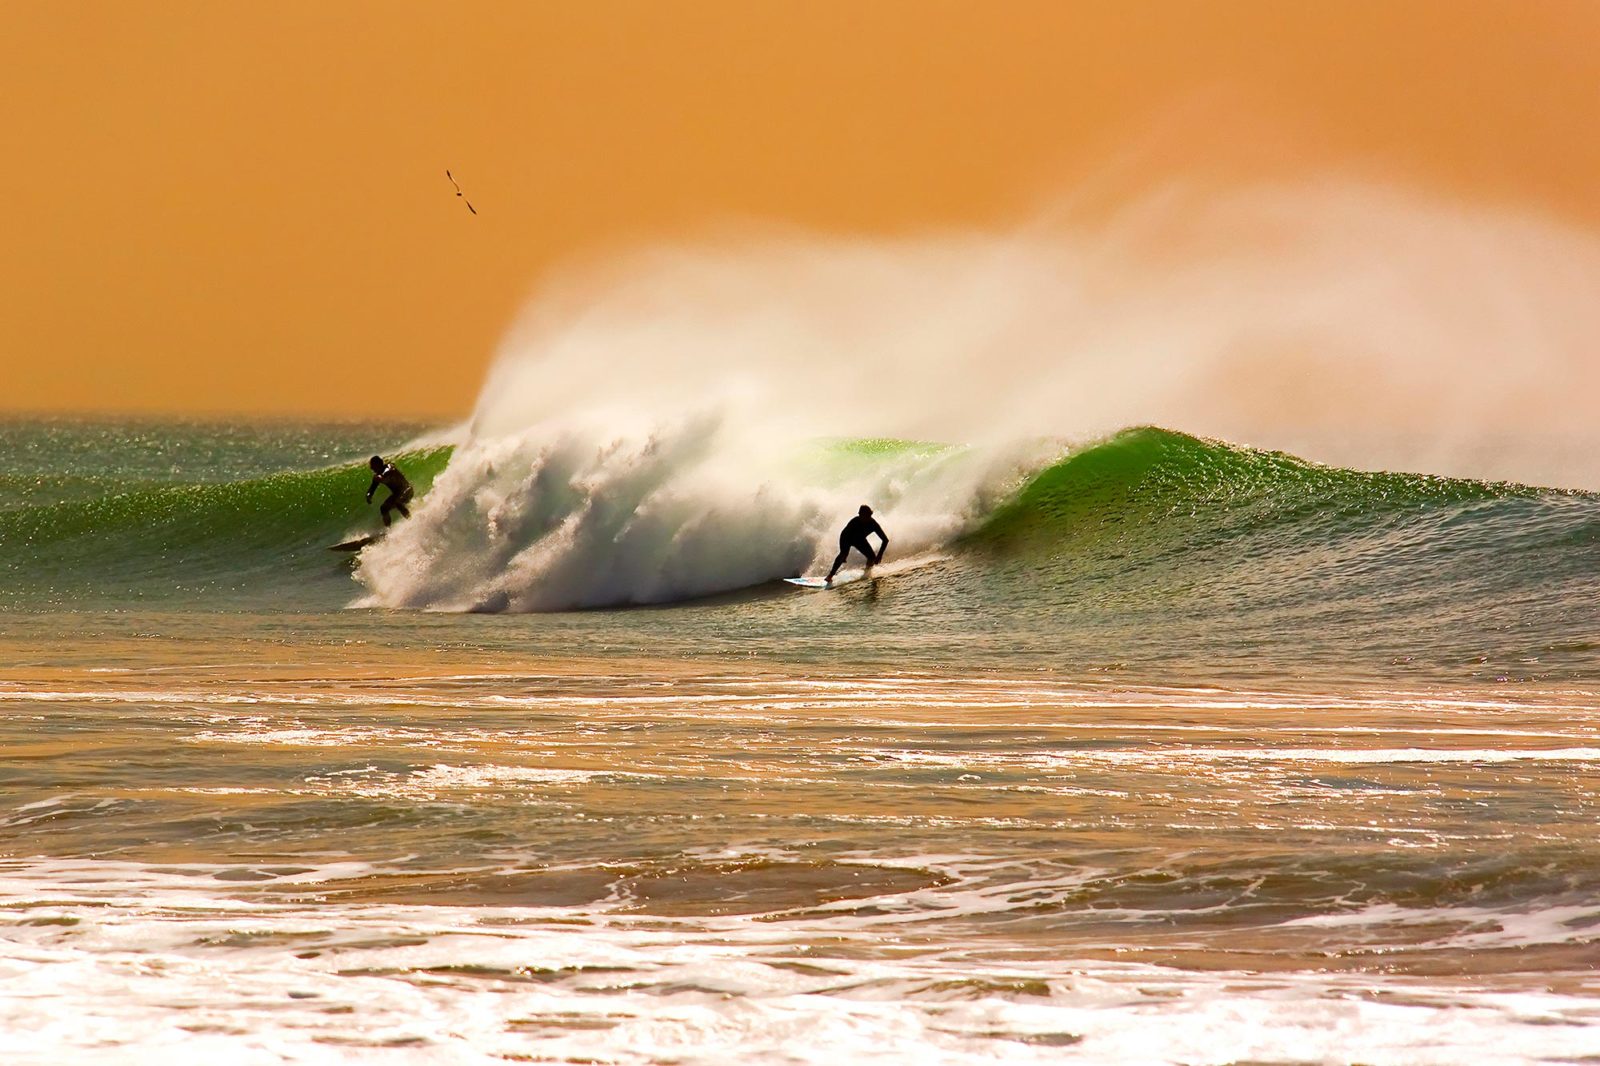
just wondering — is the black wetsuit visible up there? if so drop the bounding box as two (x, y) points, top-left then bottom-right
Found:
(828, 513), (888, 580)
(839, 514), (885, 558)
(368, 464), (414, 526)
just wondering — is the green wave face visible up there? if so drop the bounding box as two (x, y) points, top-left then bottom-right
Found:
(0, 447), (452, 607)
(916, 427), (1597, 682)
(967, 425), (1586, 596)
(974, 426), (1553, 549)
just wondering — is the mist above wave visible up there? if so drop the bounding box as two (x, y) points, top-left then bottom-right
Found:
(358, 178), (1600, 610)
(469, 179), (1600, 477)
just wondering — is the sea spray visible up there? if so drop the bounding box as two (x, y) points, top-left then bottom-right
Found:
(354, 415), (1047, 610)
(355, 178), (1600, 611)
(467, 180), (1600, 482)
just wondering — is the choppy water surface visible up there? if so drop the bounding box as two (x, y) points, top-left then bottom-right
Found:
(3, 419), (1600, 1063)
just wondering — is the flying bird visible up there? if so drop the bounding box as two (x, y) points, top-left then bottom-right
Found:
(445, 170), (477, 215)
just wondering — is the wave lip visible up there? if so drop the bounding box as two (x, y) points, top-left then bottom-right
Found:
(973, 424), (1551, 546)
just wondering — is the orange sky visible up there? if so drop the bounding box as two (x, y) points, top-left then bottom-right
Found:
(2, 1), (1597, 419)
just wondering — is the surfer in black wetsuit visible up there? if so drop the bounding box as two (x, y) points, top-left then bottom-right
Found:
(826, 505), (889, 584)
(366, 456), (414, 526)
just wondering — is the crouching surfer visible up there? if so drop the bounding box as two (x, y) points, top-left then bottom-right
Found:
(826, 505), (889, 584)
(366, 455), (414, 527)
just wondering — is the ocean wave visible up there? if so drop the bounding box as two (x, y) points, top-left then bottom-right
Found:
(1, 425), (1592, 623)
(353, 422), (1595, 613)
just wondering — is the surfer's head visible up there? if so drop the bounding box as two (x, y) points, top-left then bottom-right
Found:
(369, 456), (385, 473)
(859, 505), (873, 517)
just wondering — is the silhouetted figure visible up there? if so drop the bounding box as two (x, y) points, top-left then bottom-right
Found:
(366, 456), (414, 527)
(827, 505), (889, 583)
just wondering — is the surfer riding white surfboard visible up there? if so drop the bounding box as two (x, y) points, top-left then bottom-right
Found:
(784, 506), (890, 589)
(822, 505), (888, 585)
(828, 504), (888, 583)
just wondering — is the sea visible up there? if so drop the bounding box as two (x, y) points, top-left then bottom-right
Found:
(4, 414), (1600, 1064)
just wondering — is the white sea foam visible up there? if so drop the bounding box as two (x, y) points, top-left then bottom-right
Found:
(354, 415), (1033, 611)
(7, 669), (1600, 1063)
(1285, 901), (1600, 951)
(312, 763), (664, 800)
(3, 858), (1600, 1065)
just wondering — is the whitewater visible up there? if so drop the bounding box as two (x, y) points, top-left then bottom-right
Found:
(5, 180), (1600, 1063)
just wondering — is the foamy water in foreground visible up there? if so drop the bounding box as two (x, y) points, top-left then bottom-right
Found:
(6, 655), (1600, 1064)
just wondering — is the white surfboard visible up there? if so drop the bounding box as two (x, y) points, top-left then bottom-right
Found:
(784, 573), (863, 590)
(783, 552), (948, 590)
